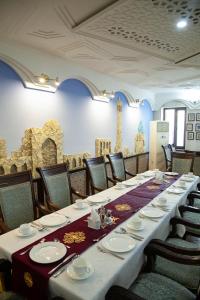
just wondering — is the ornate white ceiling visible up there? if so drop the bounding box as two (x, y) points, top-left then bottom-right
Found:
(0, 0), (200, 91)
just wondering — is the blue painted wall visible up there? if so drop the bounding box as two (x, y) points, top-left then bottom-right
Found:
(0, 60), (153, 155)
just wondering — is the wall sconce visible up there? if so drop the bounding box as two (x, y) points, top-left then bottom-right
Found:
(36, 73), (60, 86)
(93, 90), (115, 102)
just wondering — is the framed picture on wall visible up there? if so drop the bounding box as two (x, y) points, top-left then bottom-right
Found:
(187, 132), (194, 140)
(195, 123), (200, 131)
(188, 113), (195, 121)
(196, 113), (200, 121)
(196, 132), (200, 140)
(186, 123), (193, 131)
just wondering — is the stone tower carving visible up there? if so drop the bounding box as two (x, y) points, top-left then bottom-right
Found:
(114, 99), (122, 153)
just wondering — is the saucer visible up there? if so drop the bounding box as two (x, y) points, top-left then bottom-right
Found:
(115, 185), (125, 190)
(73, 203), (89, 210)
(127, 223), (144, 231)
(16, 227), (37, 237)
(67, 264), (94, 280)
(154, 199), (168, 207)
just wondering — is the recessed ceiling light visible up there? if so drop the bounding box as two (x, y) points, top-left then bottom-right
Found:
(176, 20), (187, 29)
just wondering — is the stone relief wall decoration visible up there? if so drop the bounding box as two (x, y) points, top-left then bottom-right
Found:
(0, 120), (91, 177)
(114, 99), (122, 153)
(135, 121), (145, 154)
(95, 138), (111, 157)
(63, 153), (90, 169)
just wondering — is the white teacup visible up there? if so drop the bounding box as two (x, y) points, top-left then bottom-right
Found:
(136, 174), (143, 180)
(116, 182), (124, 189)
(72, 257), (90, 276)
(19, 223), (31, 235)
(75, 199), (84, 208)
(130, 217), (142, 229)
(187, 172), (194, 177)
(179, 181), (186, 187)
(157, 197), (167, 205)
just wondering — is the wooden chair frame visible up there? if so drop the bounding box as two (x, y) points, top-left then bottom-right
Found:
(107, 152), (135, 182)
(37, 163), (86, 211)
(83, 156), (115, 194)
(0, 171), (49, 233)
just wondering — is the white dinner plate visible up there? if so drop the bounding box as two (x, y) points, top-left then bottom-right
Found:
(127, 223), (144, 231)
(123, 181), (137, 187)
(167, 187), (184, 194)
(140, 207), (165, 218)
(29, 242), (67, 264)
(154, 199), (168, 207)
(87, 197), (108, 204)
(102, 235), (136, 253)
(73, 203), (89, 209)
(165, 172), (179, 176)
(39, 214), (67, 227)
(180, 177), (194, 182)
(16, 227), (37, 237)
(67, 264), (94, 280)
(143, 172), (154, 177)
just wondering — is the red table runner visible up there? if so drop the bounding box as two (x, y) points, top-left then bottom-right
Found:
(12, 175), (178, 300)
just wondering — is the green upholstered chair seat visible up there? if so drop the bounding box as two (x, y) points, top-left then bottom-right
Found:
(154, 238), (200, 290)
(193, 198), (200, 209)
(130, 272), (195, 300)
(90, 164), (107, 190)
(112, 159), (125, 181)
(0, 182), (34, 229)
(172, 158), (193, 174)
(183, 211), (200, 235)
(45, 173), (71, 208)
(0, 292), (24, 300)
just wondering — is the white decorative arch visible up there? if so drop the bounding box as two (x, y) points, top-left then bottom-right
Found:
(0, 53), (56, 92)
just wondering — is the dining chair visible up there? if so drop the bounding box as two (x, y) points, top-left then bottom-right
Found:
(178, 205), (200, 238)
(106, 152), (135, 182)
(193, 152), (200, 176)
(146, 217), (200, 292)
(106, 235), (199, 300)
(37, 163), (86, 211)
(161, 144), (172, 171)
(83, 156), (115, 194)
(0, 171), (49, 233)
(171, 152), (194, 174)
(187, 185), (200, 209)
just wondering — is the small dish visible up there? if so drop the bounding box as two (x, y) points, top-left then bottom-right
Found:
(16, 227), (37, 237)
(67, 263), (94, 280)
(126, 223), (144, 231)
(73, 203), (89, 210)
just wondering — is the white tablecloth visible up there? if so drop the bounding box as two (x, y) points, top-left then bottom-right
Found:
(0, 174), (198, 300)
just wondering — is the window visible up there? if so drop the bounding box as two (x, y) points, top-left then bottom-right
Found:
(163, 108), (186, 149)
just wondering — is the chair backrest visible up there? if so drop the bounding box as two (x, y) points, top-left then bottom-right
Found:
(162, 144), (172, 171)
(193, 152), (200, 176)
(172, 152), (194, 174)
(0, 171), (36, 230)
(107, 152), (126, 181)
(83, 156), (108, 194)
(37, 163), (72, 209)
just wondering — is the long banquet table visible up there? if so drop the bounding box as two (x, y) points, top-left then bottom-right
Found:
(0, 172), (199, 300)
